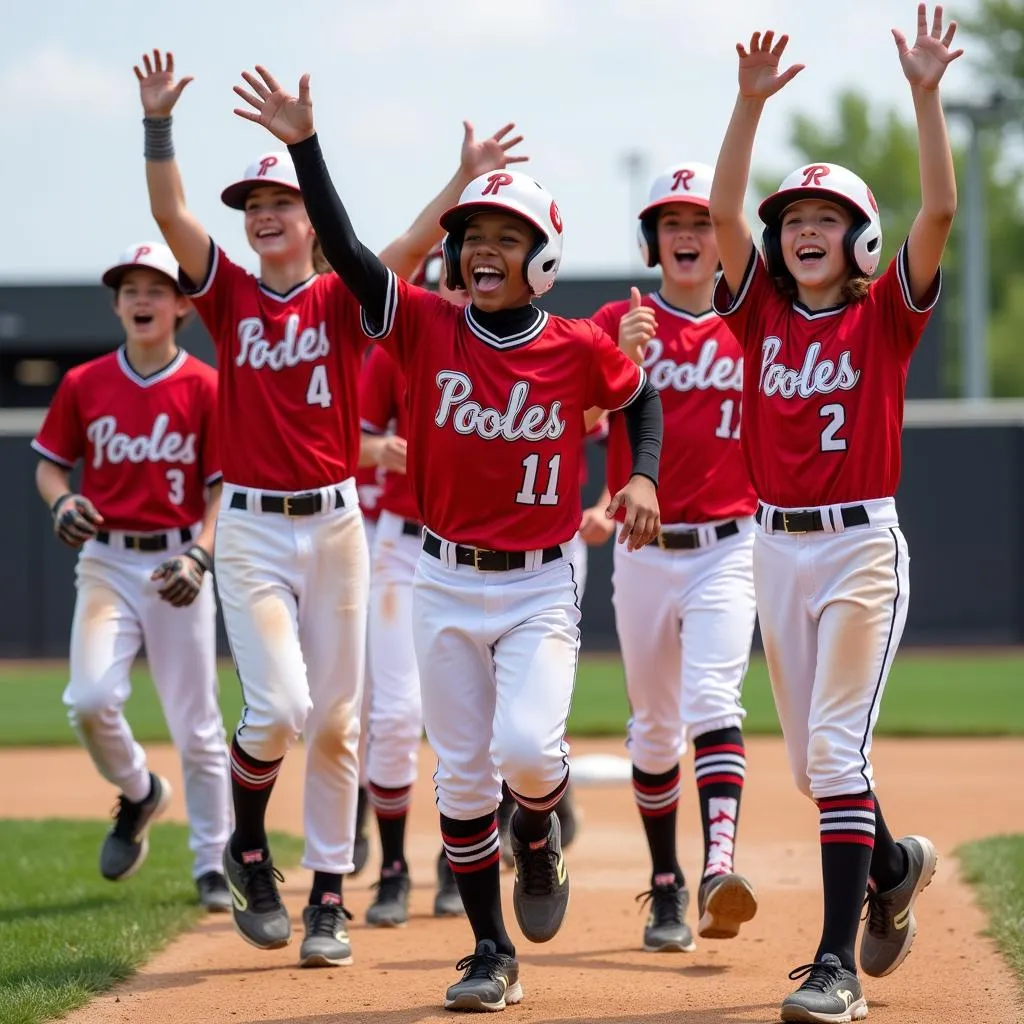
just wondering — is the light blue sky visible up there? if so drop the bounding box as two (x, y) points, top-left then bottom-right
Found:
(2, 1), (988, 282)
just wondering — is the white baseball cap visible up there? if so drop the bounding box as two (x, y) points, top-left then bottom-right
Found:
(102, 241), (180, 289)
(221, 151), (301, 209)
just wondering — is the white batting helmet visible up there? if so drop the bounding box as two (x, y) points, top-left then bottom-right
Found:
(440, 170), (564, 295)
(221, 151), (301, 210)
(759, 162), (883, 277)
(637, 162), (714, 268)
(102, 242), (180, 290)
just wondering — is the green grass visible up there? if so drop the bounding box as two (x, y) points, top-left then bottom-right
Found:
(1, 651), (1023, 747)
(958, 835), (1024, 992)
(0, 820), (303, 1024)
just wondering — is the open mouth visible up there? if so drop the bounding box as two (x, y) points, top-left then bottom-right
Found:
(796, 245), (826, 264)
(673, 248), (699, 266)
(255, 227), (283, 240)
(133, 314), (155, 327)
(471, 264), (505, 293)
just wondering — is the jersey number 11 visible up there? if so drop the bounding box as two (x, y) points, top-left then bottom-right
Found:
(516, 453), (561, 506)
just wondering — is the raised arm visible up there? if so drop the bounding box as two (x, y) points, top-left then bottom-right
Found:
(896, 4), (962, 303)
(233, 67), (390, 325)
(379, 121), (528, 279)
(709, 31), (804, 295)
(134, 51), (211, 285)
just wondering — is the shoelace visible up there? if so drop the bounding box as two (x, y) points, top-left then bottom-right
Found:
(374, 872), (408, 904)
(788, 959), (846, 991)
(862, 882), (894, 935)
(454, 949), (509, 982)
(307, 903), (352, 937)
(513, 839), (559, 896)
(238, 861), (286, 914)
(110, 794), (146, 841)
(635, 884), (683, 926)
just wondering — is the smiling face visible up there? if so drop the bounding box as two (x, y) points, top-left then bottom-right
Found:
(779, 199), (855, 300)
(655, 202), (718, 287)
(113, 268), (188, 345)
(458, 211), (537, 311)
(243, 185), (315, 263)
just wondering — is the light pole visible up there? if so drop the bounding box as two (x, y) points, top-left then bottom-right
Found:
(620, 149), (649, 272)
(943, 91), (1019, 400)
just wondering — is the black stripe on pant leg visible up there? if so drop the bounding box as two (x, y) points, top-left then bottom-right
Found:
(857, 528), (901, 791)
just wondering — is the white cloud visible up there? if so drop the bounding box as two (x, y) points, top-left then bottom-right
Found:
(0, 44), (129, 117)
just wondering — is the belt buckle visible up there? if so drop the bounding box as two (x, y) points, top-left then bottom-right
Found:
(782, 511), (807, 535)
(283, 495), (299, 517)
(657, 532), (667, 549)
(472, 547), (487, 571)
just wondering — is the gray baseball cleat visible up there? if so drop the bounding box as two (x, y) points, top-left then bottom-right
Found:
(222, 844), (291, 950)
(443, 939), (523, 1012)
(860, 834), (937, 978)
(697, 871), (758, 939)
(365, 864), (411, 927)
(638, 877), (696, 952)
(781, 953), (868, 1023)
(300, 901), (353, 967)
(510, 810), (570, 943)
(100, 773), (172, 881)
(434, 850), (466, 918)
(196, 870), (232, 913)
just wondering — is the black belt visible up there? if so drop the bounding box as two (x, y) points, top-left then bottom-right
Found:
(755, 503), (870, 534)
(400, 519), (423, 538)
(230, 488), (344, 516)
(95, 526), (193, 552)
(657, 519), (740, 550)
(422, 531), (562, 572)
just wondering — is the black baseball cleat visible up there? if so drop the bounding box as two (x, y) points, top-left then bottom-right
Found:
(510, 810), (570, 943)
(100, 773), (172, 881)
(637, 876), (696, 952)
(196, 870), (232, 912)
(780, 953), (868, 1023)
(300, 900), (353, 967)
(443, 939), (523, 1011)
(222, 842), (291, 949)
(365, 863), (411, 927)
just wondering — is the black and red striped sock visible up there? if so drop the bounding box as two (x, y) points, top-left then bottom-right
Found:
(816, 792), (876, 971)
(229, 734), (282, 860)
(507, 772), (569, 844)
(693, 728), (746, 879)
(441, 811), (513, 956)
(370, 782), (412, 871)
(633, 764), (683, 885)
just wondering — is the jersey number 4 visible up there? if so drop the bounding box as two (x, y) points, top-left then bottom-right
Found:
(306, 365), (333, 408)
(516, 453), (561, 506)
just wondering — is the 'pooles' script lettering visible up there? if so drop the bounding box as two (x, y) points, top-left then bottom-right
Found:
(434, 371), (566, 440)
(236, 315), (330, 370)
(759, 337), (860, 398)
(87, 414), (197, 469)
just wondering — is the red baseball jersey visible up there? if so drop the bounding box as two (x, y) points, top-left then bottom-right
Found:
(593, 294), (756, 524)
(368, 273), (645, 549)
(32, 347), (220, 532)
(359, 344), (419, 523)
(185, 245), (369, 491)
(713, 243), (940, 507)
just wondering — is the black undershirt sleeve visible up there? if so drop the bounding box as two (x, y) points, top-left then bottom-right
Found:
(287, 133), (390, 328)
(621, 379), (663, 488)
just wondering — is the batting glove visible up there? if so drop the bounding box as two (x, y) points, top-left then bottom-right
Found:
(52, 493), (103, 548)
(151, 544), (213, 608)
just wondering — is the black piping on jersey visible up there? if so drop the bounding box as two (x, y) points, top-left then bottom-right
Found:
(117, 345), (187, 388)
(179, 238), (318, 304)
(649, 291), (717, 324)
(360, 267), (398, 340)
(465, 305), (548, 351)
(31, 441), (74, 469)
(857, 527), (902, 792)
(712, 244), (758, 316)
(257, 274), (317, 303)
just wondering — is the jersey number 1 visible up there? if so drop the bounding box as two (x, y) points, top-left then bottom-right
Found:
(306, 364), (333, 408)
(516, 453), (561, 506)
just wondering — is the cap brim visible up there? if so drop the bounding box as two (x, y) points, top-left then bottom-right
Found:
(758, 188), (864, 227)
(440, 199), (547, 239)
(638, 194), (710, 221)
(101, 264), (180, 290)
(220, 178), (301, 210)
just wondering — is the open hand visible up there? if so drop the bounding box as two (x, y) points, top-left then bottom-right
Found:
(234, 65), (314, 145)
(460, 122), (529, 179)
(134, 50), (193, 117)
(893, 4), (963, 91)
(736, 31), (804, 100)
(606, 475), (660, 552)
(618, 287), (656, 364)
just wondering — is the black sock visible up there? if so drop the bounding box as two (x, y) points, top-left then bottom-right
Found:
(507, 774), (568, 844)
(816, 793), (876, 971)
(693, 728), (746, 879)
(229, 734), (282, 860)
(440, 811), (513, 956)
(310, 871), (343, 906)
(370, 783), (412, 871)
(632, 764), (683, 886)
(870, 795), (908, 892)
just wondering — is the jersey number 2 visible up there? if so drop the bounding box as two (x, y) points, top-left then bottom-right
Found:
(819, 403), (848, 452)
(516, 453), (561, 506)
(306, 364), (333, 408)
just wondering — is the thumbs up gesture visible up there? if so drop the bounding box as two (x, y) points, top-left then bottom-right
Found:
(617, 287), (657, 365)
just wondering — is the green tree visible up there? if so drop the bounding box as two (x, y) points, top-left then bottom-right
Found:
(756, 90), (1024, 396)
(960, 0), (1024, 102)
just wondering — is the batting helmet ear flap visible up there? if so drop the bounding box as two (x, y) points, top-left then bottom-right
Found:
(637, 216), (659, 268)
(761, 222), (785, 279)
(441, 233), (466, 291)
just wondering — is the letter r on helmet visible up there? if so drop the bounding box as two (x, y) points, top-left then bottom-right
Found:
(671, 169), (695, 192)
(800, 164), (830, 187)
(481, 172), (514, 196)
(258, 155), (279, 177)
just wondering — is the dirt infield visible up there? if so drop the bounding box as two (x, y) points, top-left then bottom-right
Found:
(4, 736), (1022, 1023)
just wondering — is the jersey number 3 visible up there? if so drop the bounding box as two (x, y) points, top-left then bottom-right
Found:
(516, 453), (561, 506)
(306, 364), (333, 408)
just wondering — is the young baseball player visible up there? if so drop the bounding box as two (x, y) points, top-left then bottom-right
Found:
(32, 241), (232, 911)
(135, 48), (527, 968)
(591, 161), (759, 954)
(233, 65), (662, 1011)
(708, 6), (957, 1020)
(356, 251), (465, 924)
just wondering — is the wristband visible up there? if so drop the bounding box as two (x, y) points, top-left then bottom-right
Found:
(50, 492), (75, 518)
(186, 544), (213, 574)
(144, 116), (175, 161)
